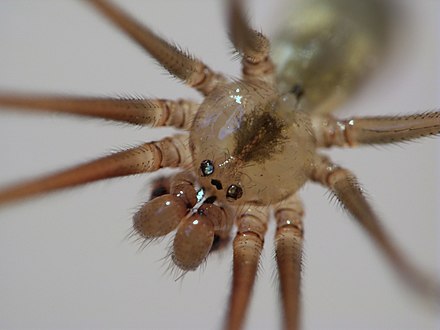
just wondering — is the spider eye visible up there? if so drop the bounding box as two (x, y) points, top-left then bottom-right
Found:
(226, 184), (243, 201)
(200, 160), (214, 176)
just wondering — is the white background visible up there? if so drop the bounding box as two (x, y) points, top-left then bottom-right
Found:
(0, 1), (439, 329)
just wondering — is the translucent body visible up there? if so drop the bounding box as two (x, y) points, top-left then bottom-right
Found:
(0, 1), (439, 330)
(190, 0), (391, 205)
(272, 0), (389, 113)
(190, 80), (315, 205)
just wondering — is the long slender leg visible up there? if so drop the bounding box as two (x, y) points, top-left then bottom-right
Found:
(87, 0), (225, 95)
(274, 194), (304, 330)
(310, 154), (440, 301)
(224, 205), (269, 330)
(227, 0), (274, 83)
(0, 94), (198, 129)
(0, 134), (190, 206)
(311, 112), (440, 147)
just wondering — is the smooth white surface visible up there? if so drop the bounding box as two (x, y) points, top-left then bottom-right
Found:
(0, 1), (439, 329)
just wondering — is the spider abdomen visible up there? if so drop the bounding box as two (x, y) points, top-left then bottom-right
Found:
(272, 0), (390, 114)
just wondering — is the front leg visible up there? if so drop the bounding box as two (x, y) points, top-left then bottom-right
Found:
(0, 134), (190, 205)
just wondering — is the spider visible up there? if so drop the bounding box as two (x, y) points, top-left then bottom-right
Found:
(2, 0), (438, 327)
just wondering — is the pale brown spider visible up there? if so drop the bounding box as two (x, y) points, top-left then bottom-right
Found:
(0, 1), (439, 329)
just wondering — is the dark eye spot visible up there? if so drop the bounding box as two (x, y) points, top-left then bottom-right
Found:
(290, 83), (304, 99)
(226, 184), (243, 201)
(211, 179), (223, 190)
(200, 160), (214, 176)
(203, 196), (217, 204)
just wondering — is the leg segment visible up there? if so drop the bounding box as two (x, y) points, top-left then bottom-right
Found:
(88, 0), (225, 95)
(310, 154), (440, 301)
(224, 205), (269, 330)
(274, 194), (304, 330)
(227, 0), (274, 83)
(311, 112), (440, 147)
(0, 94), (198, 129)
(0, 134), (190, 205)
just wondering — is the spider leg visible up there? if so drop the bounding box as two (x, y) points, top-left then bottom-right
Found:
(311, 111), (440, 147)
(0, 94), (198, 129)
(227, 0), (274, 83)
(224, 205), (269, 330)
(274, 194), (304, 330)
(87, 0), (225, 95)
(310, 154), (440, 302)
(0, 134), (190, 206)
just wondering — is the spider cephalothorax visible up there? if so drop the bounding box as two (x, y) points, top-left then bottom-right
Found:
(191, 80), (314, 205)
(0, 1), (439, 329)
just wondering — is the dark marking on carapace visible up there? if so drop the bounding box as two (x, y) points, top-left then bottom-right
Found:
(233, 109), (287, 163)
(211, 179), (223, 190)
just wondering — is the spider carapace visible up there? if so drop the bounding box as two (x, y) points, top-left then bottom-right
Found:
(0, 0), (439, 329)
